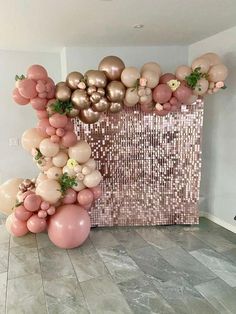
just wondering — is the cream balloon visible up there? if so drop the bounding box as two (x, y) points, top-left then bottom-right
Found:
(52, 151), (68, 167)
(21, 128), (44, 152)
(36, 172), (47, 185)
(208, 64), (228, 82)
(39, 138), (59, 157)
(175, 65), (192, 81)
(200, 52), (221, 67)
(68, 141), (92, 163)
(191, 57), (210, 73)
(121, 67), (140, 87)
(37, 160), (54, 172)
(72, 180), (86, 192)
(46, 167), (62, 180)
(141, 70), (159, 88)
(83, 170), (102, 188)
(83, 158), (97, 171)
(125, 88), (139, 106)
(0, 178), (23, 215)
(36, 179), (62, 204)
(62, 165), (76, 177)
(193, 78), (209, 95)
(141, 62), (162, 77)
(5, 213), (14, 235)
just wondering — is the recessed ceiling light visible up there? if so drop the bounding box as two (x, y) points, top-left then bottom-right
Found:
(133, 24), (144, 29)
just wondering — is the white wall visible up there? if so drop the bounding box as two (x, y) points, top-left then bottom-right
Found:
(0, 50), (61, 182)
(189, 26), (236, 231)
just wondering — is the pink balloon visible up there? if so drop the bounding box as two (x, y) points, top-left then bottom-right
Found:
(46, 126), (56, 136)
(159, 73), (176, 84)
(154, 109), (169, 116)
(24, 194), (42, 212)
(12, 88), (29, 105)
(21, 190), (34, 200)
(90, 186), (102, 200)
(61, 131), (77, 147)
(38, 210), (47, 218)
(153, 84), (172, 104)
(48, 205), (91, 249)
(14, 205), (33, 221)
(37, 118), (51, 137)
(27, 65), (48, 81)
(41, 201), (50, 210)
(47, 206), (56, 215)
(169, 97), (178, 106)
(163, 102), (171, 111)
(83, 202), (93, 211)
(11, 215), (29, 237)
(62, 188), (77, 204)
(56, 128), (65, 137)
(64, 119), (74, 131)
(31, 97), (47, 110)
(18, 79), (38, 99)
(36, 110), (48, 120)
(77, 189), (94, 206)
(51, 135), (60, 143)
(49, 113), (68, 128)
(173, 84), (193, 103)
(27, 215), (47, 233)
(141, 102), (154, 113)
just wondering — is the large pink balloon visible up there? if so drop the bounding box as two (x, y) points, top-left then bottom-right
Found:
(153, 84), (172, 104)
(159, 73), (176, 84)
(11, 215), (29, 237)
(27, 214), (47, 233)
(14, 205), (32, 221)
(12, 88), (29, 105)
(18, 79), (37, 99)
(48, 205), (91, 249)
(62, 188), (77, 204)
(37, 118), (51, 137)
(24, 194), (42, 212)
(49, 113), (68, 128)
(31, 97), (47, 110)
(77, 189), (94, 206)
(173, 84), (192, 103)
(27, 65), (48, 81)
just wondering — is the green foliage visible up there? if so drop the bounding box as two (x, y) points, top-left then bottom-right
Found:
(15, 74), (25, 81)
(15, 201), (23, 208)
(59, 173), (77, 194)
(51, 100), (73, 115)
(185, 67), (208, 89)
(34, 148), (43, 161)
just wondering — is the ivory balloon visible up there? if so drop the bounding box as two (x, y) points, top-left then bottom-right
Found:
(175, 66), (192, 81)
(121, 67), (140, 87)
(72, 180), (86, 192)
(0, 178), (23, 215)
(52, 151), (68, 167)
(141, 62), (162, 76)
(71, 89), (90, 109)
(66, 71), (83, 90)
(79, 108), (100, 124)
(125, 88), (139, 106)
(109, 102), (123, 113)
(5, 213), (14, 234)
(46, 167), (63, 180)
(36, 179), (62, 204)
(208, 64), (228, 82)
(55, 84), (71, 102)
(63, 165), (76, 177)
(68, 141), (91, 163)
(21, 128), (44, 152)
(191, 57), (210, 73)
(83, 158), (97, 171)
(141, 70), (159, 88)
(83, 170), (102, 188)
(36, 172), (47, 185)
(39, 138), (59, 157)
(193, 78), (209, 95)
(92, 97), (110, 112)
(98, 56), (125, 81)
(85, 70), (107, 88)
(200, 52), (221, 67)
(106, 81), (126, 102)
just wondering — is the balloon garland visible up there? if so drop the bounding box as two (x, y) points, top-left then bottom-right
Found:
(0, 52), (228, 249)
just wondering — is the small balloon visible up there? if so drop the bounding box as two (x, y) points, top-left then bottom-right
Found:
(109, 102), (123, 113)
(55, 84), (71, 102)
(175, 66), (192, 81)
(92, 97), (110, 112)
(77, 189), (94, 206)
(27, 65), (48, 81)
(27, 215), (47, 233)
(208, 64), (228, 82)
(18, 79), (37, 99)
(24, 194), (42, 212)
(159, 73), (176, 84)
(11, 215), (29, 237)
(12, 88), (29, 105)
(124, 88), (139, 107)
(66, 71), (84, 90)
(61, 131), (78, 147)
(153, 84), (172, 104)
(71, 89), (90, 109)
(49, 113), (68, 128)
(106, 81), (126, 102)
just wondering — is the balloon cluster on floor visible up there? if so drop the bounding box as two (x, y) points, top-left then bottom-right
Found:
(0, 52), (228, 249)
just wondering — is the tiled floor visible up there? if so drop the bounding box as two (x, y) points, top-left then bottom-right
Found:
(0, 217), (236, 313)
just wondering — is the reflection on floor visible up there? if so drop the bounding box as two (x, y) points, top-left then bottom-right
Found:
(0, 217), (236, 313)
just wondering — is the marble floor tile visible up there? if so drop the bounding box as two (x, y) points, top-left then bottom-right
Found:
(44, 276), (89, 314)
(151, 275), (219, 314)
(0, 272), (7, 314)
(190, 248), (236, 287)
(224, 247), (236, 264)
(89, 229), (119, 249)
(36, 232), (55, 249)
(81, 275), (132, 314)
(39, 246), (76, 280)
(118, 274), (175, 314)
(68, 237), (97, 257)
(8, 246), (40, 279)
(69, 251), (108, 282)
(112, 229), (148, 251)
(196, 278), (236, 314)
(158, 246), (216, 286)
(6, 273), (47, 314)
(0, 243), (9, 274)
(136, 227), (177, 250)
(97, 245), (142, 283)
(0, 225), (10, 244)
(10, 233), (37, 248)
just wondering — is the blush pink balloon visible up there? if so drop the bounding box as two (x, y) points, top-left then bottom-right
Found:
(153, 84), (172, 104)
(49, 113), (68, 128)
(46, 126), (56, 136)
(83, 202), (93, 210)
(154, 109), (169, 116)
(41, 201), (50, 210)
(11, 215), (29, 237)
(163, 103), (171, 111)
(31, 97), (47, 110)
(27, 215), (47, 233)
(21, 190), (34, 200)
(62, 188), (77, 204)
(61, 131), (77, 147)
(38, 210), (47, 218)
(159, 73), (176, 84)
(37, 118), (51, 137)
(38, 92), (47, 99)
(173, 84), (193, 103)
(51, 135), (60, 143)
(90, 186), (102, 200)
(56, 128), (65, 137)
(141, 102), (154, 113)
(14, 205), (33, 221)
(27, 65), (48, 81)
(12, 88), (29, 105)
(77, 189), (94, 206)
(64, 119), (74, 131)
(48, 205), (91, 249)
(47, 206), (56, 215)
(18, 79), (38, 99)
(169, 97), (178, 106)
(36, 110), (48, 120)
(24, 194), (42, 212)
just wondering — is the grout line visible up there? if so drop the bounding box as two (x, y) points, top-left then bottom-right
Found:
(4, 232), (11, 314)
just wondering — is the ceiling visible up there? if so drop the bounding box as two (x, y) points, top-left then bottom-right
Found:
(0, 0), (236, 51)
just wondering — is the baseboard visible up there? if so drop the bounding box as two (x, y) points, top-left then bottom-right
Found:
(200, 211), (236, 233)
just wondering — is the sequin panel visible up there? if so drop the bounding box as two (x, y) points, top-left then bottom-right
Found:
(75, 100), (204, 227)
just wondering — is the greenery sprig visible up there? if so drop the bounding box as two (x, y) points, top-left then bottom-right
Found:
(51, 100), (73, 115)
(185, 67), (208, 89)
(15, 74), (25, 81)
(59, 173), (77, 194)
(34, 148), (43, 165)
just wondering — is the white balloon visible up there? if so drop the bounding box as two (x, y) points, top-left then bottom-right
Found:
(83, 170), (102, 188)
(68, 141), (91, 163)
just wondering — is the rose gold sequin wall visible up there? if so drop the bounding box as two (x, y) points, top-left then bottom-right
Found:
(75, 99), (204, 227)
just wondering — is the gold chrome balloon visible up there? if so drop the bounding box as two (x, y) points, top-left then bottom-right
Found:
(85, 70), (107, 88)
(109, 102), (123, 113)
(90, 92), (101, 104)
(67, 107), (80, 118)
(71, 89), (90, 109)
(79, 108), (100, 124)
(66, 71), (84, 90)
(106, 81), (126, 102)
(92, 97), (110, 112)
(55, 84), (71, 102)
(98, 56), (125, 81)
(87, 86), (97, 95)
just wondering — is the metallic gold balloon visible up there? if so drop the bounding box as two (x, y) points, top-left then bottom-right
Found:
(92, 97), (110, 112)
(106, 81), (126, 102)
(90, 92), (101, 104)
(97, 87), (105, 96)
(79, 108), (100, 124)
(87, 86), (97, 95)
(109, 102), (123, 113)
(71, 89), (90, 109)
(67, 107), (80, 118)
(56, 81), (67, 88)
(98, 56), (125, 81)
(55, 85), (71, 102)
(85, 70), (107, 88)
(66, 71), (84, 90)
